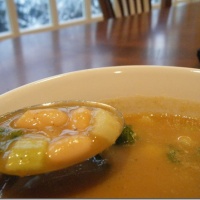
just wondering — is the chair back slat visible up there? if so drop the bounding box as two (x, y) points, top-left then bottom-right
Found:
(161, 0), (172, 8)
(129, 0), (136, 15)
(126, 0), (131, 15)
(99, 0), (116, 19)
(99, 0), (171, 20)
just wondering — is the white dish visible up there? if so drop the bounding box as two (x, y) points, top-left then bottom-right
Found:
(0, 65), (200, 115)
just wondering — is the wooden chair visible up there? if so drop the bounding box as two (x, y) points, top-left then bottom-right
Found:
(161, 0), (172, 9)
(99, 0), (171, 20)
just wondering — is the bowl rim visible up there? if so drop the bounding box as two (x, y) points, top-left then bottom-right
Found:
(1, 64), (200, 115)
(1, 65), (200, 96)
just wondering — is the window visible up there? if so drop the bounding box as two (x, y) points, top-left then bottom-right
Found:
(91, 0), (102, 17)
(0, 0), (11, 35)
(56, 0), (85, 23)
(15, 0), (51, 31)
(0, 0), (102, 40)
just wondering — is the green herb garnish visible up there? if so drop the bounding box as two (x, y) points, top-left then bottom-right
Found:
(115, 125), (136, 145)
(0, 127), (23, 153)
(167, 146), (181, 163)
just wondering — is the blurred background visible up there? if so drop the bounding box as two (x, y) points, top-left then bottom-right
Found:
(0, 0), (198, 40)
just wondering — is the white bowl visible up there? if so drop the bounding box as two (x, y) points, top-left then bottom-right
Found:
(1, 65), (200, 115)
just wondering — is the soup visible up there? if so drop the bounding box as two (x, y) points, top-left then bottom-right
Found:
(1, 96), (200, 198)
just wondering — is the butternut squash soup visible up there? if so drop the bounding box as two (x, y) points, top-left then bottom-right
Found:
(0, 96), (200, 198)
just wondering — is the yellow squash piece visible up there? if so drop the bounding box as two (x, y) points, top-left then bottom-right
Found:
(6, 138), (48, 176)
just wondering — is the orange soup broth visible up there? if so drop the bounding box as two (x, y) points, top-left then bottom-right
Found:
(71, 96), (200, 198)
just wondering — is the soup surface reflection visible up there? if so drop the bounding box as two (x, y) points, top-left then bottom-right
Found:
(1, 96), (200, 198)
